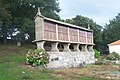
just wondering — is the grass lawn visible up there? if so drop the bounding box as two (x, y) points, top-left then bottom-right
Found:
(0, 44), (119, 80)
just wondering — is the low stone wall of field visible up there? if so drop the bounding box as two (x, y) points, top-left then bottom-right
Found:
(47, 51), (95, 68)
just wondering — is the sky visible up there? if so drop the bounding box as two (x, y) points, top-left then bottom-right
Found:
(59, 0), (120, 26)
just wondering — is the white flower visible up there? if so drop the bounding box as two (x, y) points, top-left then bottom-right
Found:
(39, 52), (42, 55)
(39, 55), (42, 57)
(22, 71), (25, 74)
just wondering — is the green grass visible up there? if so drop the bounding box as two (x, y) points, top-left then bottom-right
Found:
(0, 44), (64, 80)
(79, 77), (100, 80)
(0, 44), (105, 80)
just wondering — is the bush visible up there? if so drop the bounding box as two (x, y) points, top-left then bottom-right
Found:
(106, 52), (120, 60)
(94, 49), (100, 58)
(26, 49), (49, 67)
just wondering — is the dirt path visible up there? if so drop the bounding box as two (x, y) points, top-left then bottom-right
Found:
(54, 65), (120, 80)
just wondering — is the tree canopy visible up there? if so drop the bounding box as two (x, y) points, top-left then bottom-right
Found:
(1, 0), (120, 54)
(0, 0), (61, 43)
(102, 13), (120, 53)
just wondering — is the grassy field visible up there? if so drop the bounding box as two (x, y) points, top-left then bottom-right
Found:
(0, 44), (119, 80)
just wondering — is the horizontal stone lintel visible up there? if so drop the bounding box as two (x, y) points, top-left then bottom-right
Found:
(33, 39), (95, 45)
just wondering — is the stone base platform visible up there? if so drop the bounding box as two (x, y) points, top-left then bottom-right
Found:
(47, 51), (95, 69)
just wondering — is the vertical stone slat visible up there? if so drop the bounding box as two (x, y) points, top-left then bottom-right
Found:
(77, 29), (79, 42)
(68, 27), (70, 41)
(56, 24), (58, 40)
(42, 18), (44, 39)
(92, 32), (93, 44)
(86, 31), (87, 43)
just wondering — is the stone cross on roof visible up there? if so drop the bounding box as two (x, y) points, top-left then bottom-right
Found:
(87, 24), (90, 29)
(37, 7), (41, 16)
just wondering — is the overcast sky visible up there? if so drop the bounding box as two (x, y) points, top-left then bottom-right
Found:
(59, 0), (120, 26)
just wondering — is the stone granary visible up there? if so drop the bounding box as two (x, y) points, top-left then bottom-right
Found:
(34, 8), (95, 68)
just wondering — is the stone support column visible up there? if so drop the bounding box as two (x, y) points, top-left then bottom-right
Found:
(51, 42), (59, 52)
(81, 44), (87, 52)
(36, 41), (45, 50)
(85, 45), (88, 52)
(73, 44), (80, 51)
(91, 46), (94, 51)
(90, 45), (94, 52)
(63, 43), (71, 52)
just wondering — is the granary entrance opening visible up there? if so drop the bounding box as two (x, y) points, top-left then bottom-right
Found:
(44, 42), (52, 51)
(69, 44), (74, 51)
(69, 44), (79, 51)
(57, 43), (64, 52)
(79, 45), (82, 51)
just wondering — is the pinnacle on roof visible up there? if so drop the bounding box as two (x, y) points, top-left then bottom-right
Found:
(87, 24), (90, 29)
(37, 7), (41, 15)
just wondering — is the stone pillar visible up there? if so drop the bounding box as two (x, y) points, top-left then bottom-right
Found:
(87, 45), (94, 52)
(73, 44), (80, 51)
(85, 45), (88, 52)
(36, 41), (45, 50)
(63, 43), (71, 52)
(91, 46), (94, 52)
(81, 44), (87, 52)
(51, 42), (59, 52)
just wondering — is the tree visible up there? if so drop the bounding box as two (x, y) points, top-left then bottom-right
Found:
(103, 13), (120, 54)
(65, 15), (93, 28)
(0, 0), (11, 43)
(21, 18), (35, 43)
(2, 0), (60, 20)
(0, 0), (61, 44)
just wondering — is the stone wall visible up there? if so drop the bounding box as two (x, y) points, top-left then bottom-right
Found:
(47, 51), (95, 68)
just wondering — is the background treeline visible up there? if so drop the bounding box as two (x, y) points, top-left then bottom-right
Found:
(0, 0), (120, 54)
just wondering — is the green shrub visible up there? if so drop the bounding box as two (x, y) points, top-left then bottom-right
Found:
(26, 49), (49, 67)
(106, 52), (120, 60)
(94, 49), (100, 58)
